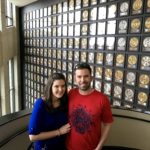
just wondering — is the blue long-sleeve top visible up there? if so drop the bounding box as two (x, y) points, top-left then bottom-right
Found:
(28, 98), (68, 150)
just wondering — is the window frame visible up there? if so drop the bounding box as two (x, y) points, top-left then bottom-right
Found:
(5, 0), (14, 27)
(8, 58), (15, 113)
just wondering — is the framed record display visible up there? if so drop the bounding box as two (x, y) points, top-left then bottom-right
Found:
(21, 0), (150, 113)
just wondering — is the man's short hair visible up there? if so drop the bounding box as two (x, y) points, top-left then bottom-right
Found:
(74, 63), (92, 74)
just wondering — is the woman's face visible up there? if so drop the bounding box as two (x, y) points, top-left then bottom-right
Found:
(52, 79), (66, 99)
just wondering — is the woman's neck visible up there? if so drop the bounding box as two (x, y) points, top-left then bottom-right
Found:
(52, 97), (60, 108)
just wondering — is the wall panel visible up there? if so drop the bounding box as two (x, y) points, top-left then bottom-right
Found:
(20, 0), (150, 114)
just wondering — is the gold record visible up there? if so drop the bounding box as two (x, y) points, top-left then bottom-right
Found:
(96, 67), (102, 77)
(63, 39), (67, 47)
(96, 53), (103, 62)
(132, 0), (143, 11)
(53, 5), (56, 14)
(75, 39), (80, 47)
(129, 37), (139, 48)
(131, 18), (141, 29)
(145, 17), (150, 29)
(81, 52), (86, 61)
(82, 25), (88, 33)
(40, 58), (44, 65)
(68, 74), (72, 81)
(147, 0), (150, 8)
(138, 92), (148, 103)
(91, 0), (97, 5)
(128, 55), (137, 65)
(69, 39), (73, 46)
(69, 0), (74, 7)
(116, 54), (124, 64)
(115, 70), (123, 80)
(58, 4), (62, 13)
(68, 51), (73, 60)
(82, 38), (87, 47)
(96, 67), (102, 74)
(83, 0), (89, 6)
(53, 28), (56, 35)
(139, 74), (149, 85)
(76, 0), (81, 7)
(109, 4), (117, 14)
(105, 69), (112, 78)
(74, 51), (79, 61)
(82, 10), (88, 20)
(57, 50), (61, 59)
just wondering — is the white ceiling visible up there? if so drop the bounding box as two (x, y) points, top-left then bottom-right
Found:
(8, 0), (38, 7)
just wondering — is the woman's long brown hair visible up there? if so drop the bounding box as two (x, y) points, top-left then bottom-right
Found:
(43, 73), (68, 113)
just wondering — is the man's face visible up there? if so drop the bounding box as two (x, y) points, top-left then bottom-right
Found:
(74, 69), (92, 91)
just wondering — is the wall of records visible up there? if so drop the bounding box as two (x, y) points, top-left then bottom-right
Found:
(21, 0), (150, 113)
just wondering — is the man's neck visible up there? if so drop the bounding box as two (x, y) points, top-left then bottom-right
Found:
(79, 88), (94, 95)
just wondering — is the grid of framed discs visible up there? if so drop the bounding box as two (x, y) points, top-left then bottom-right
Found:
(22, 0), (150, 112)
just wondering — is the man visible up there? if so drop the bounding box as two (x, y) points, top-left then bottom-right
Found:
(66, 62), (113, 150)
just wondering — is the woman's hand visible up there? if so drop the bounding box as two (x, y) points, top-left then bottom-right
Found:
(59, 123), (71, 135)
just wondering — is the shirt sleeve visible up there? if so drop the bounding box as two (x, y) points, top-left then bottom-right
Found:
(101, 95), (113, 123)
(28, 98), (44, 135)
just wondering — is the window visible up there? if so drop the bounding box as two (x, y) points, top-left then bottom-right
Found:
(0, 69), (1, 117)
(5, 0), (13, 27)
(9, 58), (15, 113)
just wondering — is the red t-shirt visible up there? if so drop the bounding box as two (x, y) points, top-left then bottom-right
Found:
(66, 88), (113, 150)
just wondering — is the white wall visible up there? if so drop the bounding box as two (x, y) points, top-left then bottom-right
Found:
(0, 32), (2, 66)
(105, 108), (150, 150)
(0, 0), (21, 115)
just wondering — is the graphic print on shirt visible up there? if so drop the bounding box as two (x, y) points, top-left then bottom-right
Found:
(70, 104), (94, 134)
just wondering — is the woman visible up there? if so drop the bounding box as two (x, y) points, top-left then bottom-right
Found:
(28, 73), (71, 150)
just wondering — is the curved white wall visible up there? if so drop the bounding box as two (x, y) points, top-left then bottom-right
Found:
(105, 108), (150, 150)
